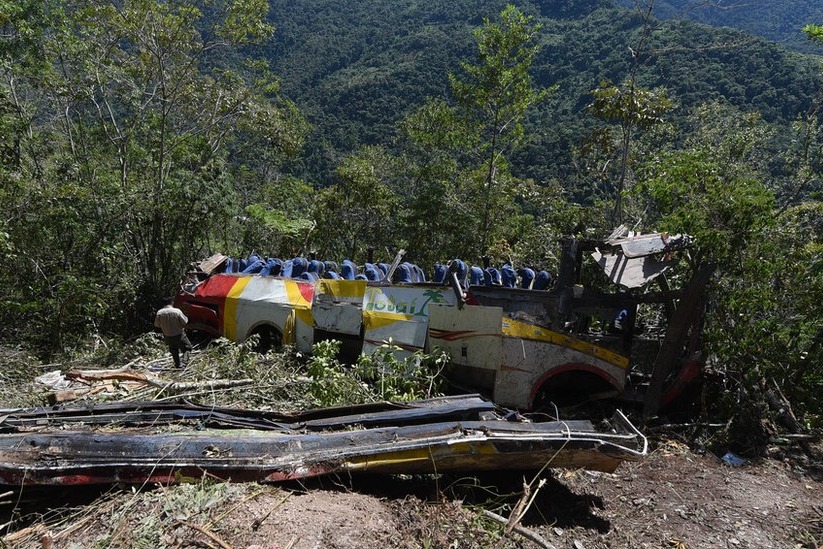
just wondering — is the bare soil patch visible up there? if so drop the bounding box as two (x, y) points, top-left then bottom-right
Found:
(3, 440), (820, 549)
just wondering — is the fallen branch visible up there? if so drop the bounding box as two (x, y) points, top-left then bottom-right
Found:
(481, 509), (557, 549)
(148, 378), (254, 392)
(765, 380), (817, 458)
(779, 433), (820, 440)
(771, 433), (820, 443)
(66, 367), (152, 383)
(504, 422), (571, 537)
(2, 524), (48, 546)
(151, 387), (257, 403)
(176, 520), (233, 549)
(648, 423), (726, 431)
(49, 385), (107, 404)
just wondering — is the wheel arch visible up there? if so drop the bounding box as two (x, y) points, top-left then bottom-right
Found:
(244, 321), (285, 352)
(528, 362), (623, 409)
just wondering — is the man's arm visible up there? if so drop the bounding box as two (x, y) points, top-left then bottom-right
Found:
(176, 309), (189, 327)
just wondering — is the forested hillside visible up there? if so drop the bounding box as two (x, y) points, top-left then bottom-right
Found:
(1, 0), (821, 435)
(617, 0), (823, 53)
(264, 0), (823, 187)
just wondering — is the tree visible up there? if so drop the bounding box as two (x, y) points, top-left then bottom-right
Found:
(450, 4), (553, 255)
(311, 147), (400, 261)
(588, 81), (673, 223)
(584, 0), (674, 225)
(0, 0), (306, 351)
(396, 98), (473, 263)
(803, 24), (823, 44)
(635, 100), (823, 443)
(396, 5), (553, 264)
(777, 24), (823, 207)
(241, 175), (316, 258)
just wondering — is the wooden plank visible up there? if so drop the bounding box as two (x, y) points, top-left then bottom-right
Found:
(643, 262), (715, 418)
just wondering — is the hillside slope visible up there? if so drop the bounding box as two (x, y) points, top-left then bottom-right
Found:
(262, 0), (823, 184)
(618, 0), (823, 53)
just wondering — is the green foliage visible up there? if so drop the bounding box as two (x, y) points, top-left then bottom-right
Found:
(263, 0), (822, 189)
(0, 0), (306, 352)
(804, 24), (823, 44)
(89, 476), (245, 548)
(245, 203), (312, 236)
(448, 4), (554, 254)
(623, 1), (823, 54)
(451, 5), (551, 145)
(636, 102), (776, 266)
(244, 199), (314, 252)
(310, 146), (401, 260)
(217, 0), (274, 44)
(394, 5), (554, 263)
(306, 339), (448, 408)
(306, 339), (370, 407)
(160, 477), (238, 519)
(697, 201), (823, 442)
(356, 342), (449, 401)
(589, 81), (673, 129)
(638, 149), (774, 266)
(588, 80), (674, 222)
(394, 100), (474, 263)
(635, 100), (823, 437)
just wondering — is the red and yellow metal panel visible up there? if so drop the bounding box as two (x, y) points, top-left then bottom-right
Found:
(205, 275), (316, 352)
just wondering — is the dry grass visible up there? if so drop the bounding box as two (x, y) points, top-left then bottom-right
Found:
(0, 335), (315, 412)
(0, 346), (49, 409)
(2, 476), (253, 549)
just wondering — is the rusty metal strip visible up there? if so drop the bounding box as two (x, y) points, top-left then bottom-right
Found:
(0, 413), (645, 486)
(0, 399), (646, 486)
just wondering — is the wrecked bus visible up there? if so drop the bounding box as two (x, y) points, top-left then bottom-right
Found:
(176, 228), (711, 414)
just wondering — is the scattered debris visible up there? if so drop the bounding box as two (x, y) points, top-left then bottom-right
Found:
(32, 363), (252, 405)
(721, 452), (747, 467)
(0, 395), (647, 486)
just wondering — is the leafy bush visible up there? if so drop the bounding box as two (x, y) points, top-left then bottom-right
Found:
(306, 339), (371, 407)
(306, 339), (450, 407)
(355, 341), (449, 402)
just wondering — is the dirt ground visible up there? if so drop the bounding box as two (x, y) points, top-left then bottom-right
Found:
(1, 345), (820, 548)
(3, 439), (821, 549)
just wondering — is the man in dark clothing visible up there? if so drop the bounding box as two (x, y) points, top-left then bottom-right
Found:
(154, 298), (192, 368)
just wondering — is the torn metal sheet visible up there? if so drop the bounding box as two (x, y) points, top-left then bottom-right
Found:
(605, 230), (692, 258)
(0, 396), (646, 486)
(596, 229), (692, 288)
(591, 248), (679, 288)
(0, 395), (497, 432)
(312, 279), (367, 336)
(197, 253), (229, 275)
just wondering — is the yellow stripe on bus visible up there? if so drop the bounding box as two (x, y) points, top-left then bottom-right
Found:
(363, 311), (415, 330)
(316, 279), (367, 300)
(224, 277), (253, 342)
(502, 318), (629, 369)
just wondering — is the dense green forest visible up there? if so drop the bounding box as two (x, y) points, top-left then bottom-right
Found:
(616, 0), (823, 53)
(264, 0), (823, 188)
(0, 0), (821, 432)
